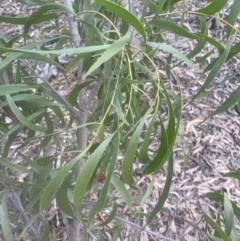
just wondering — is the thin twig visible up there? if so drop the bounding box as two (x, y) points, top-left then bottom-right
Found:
(101, 210), (177, 241)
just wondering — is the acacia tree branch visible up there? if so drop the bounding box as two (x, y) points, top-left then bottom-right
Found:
(64, 0), (87, 240)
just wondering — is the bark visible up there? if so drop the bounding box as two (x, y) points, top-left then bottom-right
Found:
(64, 0), (87, 240)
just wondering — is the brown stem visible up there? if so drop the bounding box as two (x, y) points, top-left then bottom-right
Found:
(64, 0), (87, 240)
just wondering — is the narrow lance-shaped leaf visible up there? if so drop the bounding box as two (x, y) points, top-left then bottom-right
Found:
(139, 103), (159, 164)
(224, 194), (234, 236)
(224, 171), (240, 180)
(206, 192), (240, 221)
(56, 172), (78, 221)
(147, 42), (201, 72)
(0, 37), (61, 72)
(39, 217), (50, 241)
(111, 174), (132, 211)
(195, 0), (228, 15)
(0, 44), (110, 56)
(0, 84), (34, 96)
(226, 0), (240, 38)
(190, 39), (233, 104)
(0, 16), (28, 25)
(19, 53), (65, 71)
(39, 114), (54, 148)
(84, 34), (131, 78)
(88, 132), (119, 225)
(0, 109), (46, 143)
(69, 80), (96, 109)
(136, 176), (155, 214)
(121, 117), (146, 186)
(95, 0), (146, 43)
(146, 152), (174, 225)
(230, 225), (240, 241)
(150, 20), (199, 40)
(97, 202), (117, 227)
(143, 83), (182, 175)
(6, 94), (46, 132)
(0, 157), (28, 173)
(0, 13), (58, 25)
(16, 0), (49, 5)
(204, 214), (231, 241)
(0, 191), (14, 241)
(211, 86), (240, 117)
(24, 3), (75, 41)
(142, 116), (168, 175)
(205, 41), (240, 73)
(74, 133), (115, 210)
(40, 151), (86, 210)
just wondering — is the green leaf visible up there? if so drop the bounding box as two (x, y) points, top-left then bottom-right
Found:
(0, 191), (14, 241)
(143, 84), (182, 174)
(40, 152), (85, 210)
(56, 172), (78, 221)
(39, 114), (54, 148)
(0, 109), (46, 143)
(0, 44), (110, 56)
(0, 37), (61, 72)
(95, 0), (146, 43)
(147, 42), (201, 72)
(224, 194), (234, 236)
(162, 0), (181, 11)
(147, 152), (174, 225)
(195, 0), (228, 15)
(0, 16), (28, 25)
(69, 80), (96, 109)
(16, 0), (49, 5)
(204, 213), (231, 241)
(24, 3), (75, 41)
(211, 86), (240, 116)
(89, 132), (119, 225)
(139, 104), (159, 164)
(206, 192), (240, 221)
(39, 217), (50, 241)
(20, 52), (65, 71)
(190, 40), (233, 104)
(84, 34), (131, 78)
(0, 157), (28, 173)
(208, 235), (226, 241)
(74, 133), (115, 210)
(230, 225), (240, 241)
(0, 84), (34, 96)
(111, 175), (131, 211)
(65, 53), (85, 74)
(18, 213), (41, 240)
(150, 20), (199, 39)
(133, 61), (153, 75)
(6, 94), (46, 132)
(97, 202), (117, 226)
(38, 83), (74, 115)
(136, 176), (155, 214)
(195, 34), (224, 53)
(18, 152), (42, 174)
(3, 93), (61, 107)
(226, 0), (240, 38)
(143, 116), (168, 174)
(224, 171), (240, 180)
(0, 13), (57, 25)
(121, 117), (146, 186)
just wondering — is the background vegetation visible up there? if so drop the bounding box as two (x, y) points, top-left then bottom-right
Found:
(0, 0), (240, 240)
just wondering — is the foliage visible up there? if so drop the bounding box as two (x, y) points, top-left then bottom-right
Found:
(0, 0), (240, 240)
(205, 170), (240, 241)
